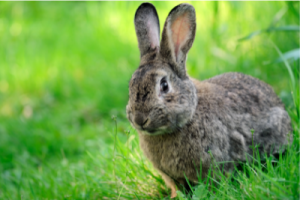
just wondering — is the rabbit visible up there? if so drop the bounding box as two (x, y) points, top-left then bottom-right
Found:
(126, 3), (293, 198)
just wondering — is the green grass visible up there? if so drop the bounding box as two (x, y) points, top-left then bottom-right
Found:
(0, 1), (299, 199)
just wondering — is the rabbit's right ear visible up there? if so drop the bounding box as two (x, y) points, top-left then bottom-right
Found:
(134, 3), (160, 58)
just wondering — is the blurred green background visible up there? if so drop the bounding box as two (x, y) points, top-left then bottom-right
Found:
(0, 1), (299, 199)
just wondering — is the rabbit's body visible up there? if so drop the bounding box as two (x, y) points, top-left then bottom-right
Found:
(127, 3), (292, 198)
(139, 72), (292, 187)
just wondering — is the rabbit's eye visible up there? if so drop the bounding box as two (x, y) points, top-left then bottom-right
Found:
(160, 78), (169, 93)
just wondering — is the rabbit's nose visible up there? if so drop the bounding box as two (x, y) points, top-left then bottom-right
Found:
(134, 112), (148, 127)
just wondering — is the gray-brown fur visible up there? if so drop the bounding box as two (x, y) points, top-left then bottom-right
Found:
(127, 3), (293, 197)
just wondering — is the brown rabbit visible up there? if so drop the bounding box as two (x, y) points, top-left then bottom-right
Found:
(126, 3), (293, 198)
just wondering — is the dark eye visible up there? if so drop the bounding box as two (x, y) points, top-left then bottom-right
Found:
(160, 78), (169, 93)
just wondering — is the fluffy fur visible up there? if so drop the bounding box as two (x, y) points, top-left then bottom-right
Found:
(126, 3), (293, 198)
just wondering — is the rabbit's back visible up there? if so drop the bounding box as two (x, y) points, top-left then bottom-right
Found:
(203, 72), (284, 113)
(194, 72), (292, 160)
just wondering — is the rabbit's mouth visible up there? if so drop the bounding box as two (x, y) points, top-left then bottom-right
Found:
(138, 126), (172, 136)
(134, 119), (177, 135)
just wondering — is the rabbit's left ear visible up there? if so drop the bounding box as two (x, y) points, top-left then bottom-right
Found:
(160, 4), (196, 79)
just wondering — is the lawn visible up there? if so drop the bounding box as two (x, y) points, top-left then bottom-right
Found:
(0, 1), (299, 199)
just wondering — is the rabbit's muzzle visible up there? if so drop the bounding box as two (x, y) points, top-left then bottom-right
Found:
(133, 111), (148, 129)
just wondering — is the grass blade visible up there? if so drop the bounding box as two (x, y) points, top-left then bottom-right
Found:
(264, 48), (300, 65)
(270, 41), (295, 87)
(267, 25), (300, 32)
(238, 30), (262, 41)
(239, 25), (300, 42)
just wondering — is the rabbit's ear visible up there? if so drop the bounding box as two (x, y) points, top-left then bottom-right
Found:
(134, 3), (160, 58)
(160, 4), (196, 79)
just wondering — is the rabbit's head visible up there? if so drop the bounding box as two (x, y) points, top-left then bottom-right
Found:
(126, 3), (197, 135)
